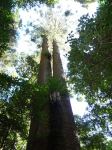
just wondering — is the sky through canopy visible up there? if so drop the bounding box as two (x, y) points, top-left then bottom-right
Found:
(13, 0), (99, 116)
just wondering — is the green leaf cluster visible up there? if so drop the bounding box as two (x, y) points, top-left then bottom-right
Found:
(68, 1), (112, 101)
(15, 0), (58, 7)
(68, 1), (112, 149)
(47, 77), (67, 95)
(0, 0), (15, 57)
(75, 114), (112, 150)
(0, 54), (40, 148)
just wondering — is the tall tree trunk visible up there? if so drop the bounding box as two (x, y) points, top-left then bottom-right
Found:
(49, 40), (80, 150)
(26, 36), (51, 150)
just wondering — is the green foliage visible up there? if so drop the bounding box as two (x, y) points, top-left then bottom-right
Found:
(0, 53), (40, 149)
(0, 73), (16, 90)
(68, 1), (112, 149)
(15, 55), (39, 82)
(1, 0), (112, 149)
(0, 0), (15, 57)
(0, 75), (32, 149)
(75, 115), (112, 150)
(0, 0), (59, 57)
(48, 77), (67, 95)
(16, 0), (58, 7)
(68, 1), (112, 101)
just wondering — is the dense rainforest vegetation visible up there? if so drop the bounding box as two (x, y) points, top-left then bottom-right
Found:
(0, 0), (112, 149)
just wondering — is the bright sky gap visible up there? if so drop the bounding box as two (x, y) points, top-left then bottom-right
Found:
(15, 0), (99, 116)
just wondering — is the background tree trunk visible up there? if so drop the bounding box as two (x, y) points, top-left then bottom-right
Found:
(26, 36), (51, 150)
(49, 40), (80, 150)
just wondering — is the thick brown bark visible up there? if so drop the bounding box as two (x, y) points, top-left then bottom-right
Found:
(26, 36), (51, 150)
(38, 36), (51, 84)
(49, 40), (80, 150)
(26, 38), (80, 150)
(52, 40), (64, 79)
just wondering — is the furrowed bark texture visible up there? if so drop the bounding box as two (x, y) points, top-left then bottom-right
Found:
(49, 40), (80, 150)
(26, 36), (51, 150)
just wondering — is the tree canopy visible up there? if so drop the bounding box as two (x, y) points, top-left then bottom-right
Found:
(0, 0), (112, 149)
(68, 0), (112, 148)
(68, 0), (112, 106)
